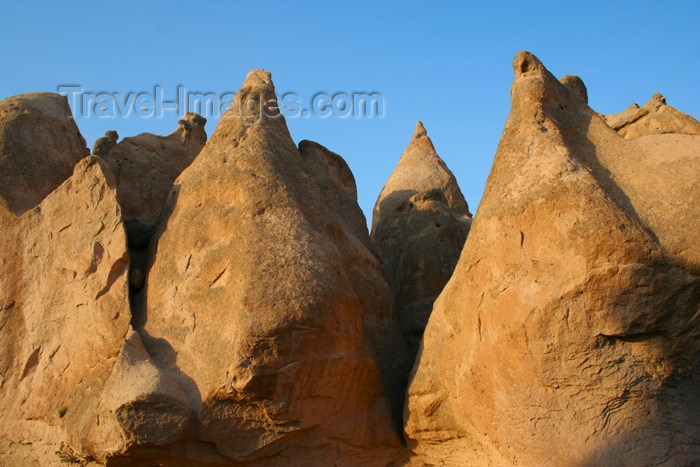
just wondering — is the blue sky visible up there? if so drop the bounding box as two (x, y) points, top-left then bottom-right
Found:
(1, 1), (698, 220)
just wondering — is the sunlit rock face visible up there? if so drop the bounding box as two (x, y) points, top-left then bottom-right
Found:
(405, 52), (700, 466)
(0, 156), (132, 465)
(96, 112), (207, 225)
(604, 92), (700, 140)
(138, 70), (408, 465)
(1, 53), (698, 466)
(0, 92), (89, 214)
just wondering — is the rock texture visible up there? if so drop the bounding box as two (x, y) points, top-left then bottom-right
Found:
(93, 130), (119, 157)
(605, 93), (700, 139)
(130, 70), (408, 465)
(0, 156), (132, 465)
(0, 92), (89, 215)
(405, 52), (700, 465)
(371, 122), (471, 356)
(98, 112), (207, 225)
(2, 54), (699, 466)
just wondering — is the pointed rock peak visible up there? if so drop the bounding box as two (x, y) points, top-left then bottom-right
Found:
(513, 51), (546, 76)
(242, 69), (274, 92)
(212, 69), (288, 141)
(75, 154), (113, 178)
(405, 120), (437, 154)
(507, 52), (595, 129)
(648, 93), (666, 106)
(371, 121), (470, 231)
(413, 121), (427, 139)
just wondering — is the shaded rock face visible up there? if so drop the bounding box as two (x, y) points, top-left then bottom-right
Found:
(92, 130), (119, 157)
(405, 52), (700, 465)
(371, 122), (471, 357)
(98, 112), (207, 225)
(132, 70), (408, 465)
(605, 93), (700, 139)
(0, 157), (132, 464)
(0, 92), (89, 214)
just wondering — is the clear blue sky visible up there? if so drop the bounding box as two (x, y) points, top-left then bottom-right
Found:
(1, 1), (698, 220)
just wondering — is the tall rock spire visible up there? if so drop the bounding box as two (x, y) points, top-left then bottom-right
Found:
(405, 51), (700, 465)
(371, 121), (470, 231)
(371, 122), (471, 359)
(135, 70), (408, 464)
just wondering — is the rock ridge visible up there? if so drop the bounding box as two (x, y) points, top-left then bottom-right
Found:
(605, 92), (700, 139)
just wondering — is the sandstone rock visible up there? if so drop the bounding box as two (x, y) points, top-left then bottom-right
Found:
(88, 330), (192, 456)
(371, 122), (471, 357)
(0, 156), (131, 464)
(605, 93), (700, 139)
(405, 52), (700, 465)
(99, 112), (207, 225)
(371, 122), (471, 232)
(129, 70), (408, 464)
(0, 92), (89, 215)
(92, 130), (119, 157)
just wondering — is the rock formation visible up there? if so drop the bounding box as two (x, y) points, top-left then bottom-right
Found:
(405, 52), (700, 465)
(1, 53), (699, 466)
(605, 93), (700, 139)
(0, 92), (89, 214)
(131, 70), (408, 465)
(371, 122), (471, 357)
(0, 156), (132, 465)
(92, 130), (119, 157)
(98, 112), (207, 225)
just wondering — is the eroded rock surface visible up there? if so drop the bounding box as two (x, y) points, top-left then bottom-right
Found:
(605, 93), (700, 139)
(98, 112), (207, 225)
(405, 52), (700, 465)
(371, 122), (471, 356)
(133, 70), (408, 465)
(1, 54), (698, 466)
(0, 156), (131, 465)
(0, 92), (89, 215)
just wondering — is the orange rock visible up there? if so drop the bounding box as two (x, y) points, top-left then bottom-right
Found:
(605, 93), (700, 139)
(405, 52), (700, 465)
(0, 156), (131, 464)
(135, 70), (408, 464)
(98, 112), (207, 225)
(0, 93), (89, 215)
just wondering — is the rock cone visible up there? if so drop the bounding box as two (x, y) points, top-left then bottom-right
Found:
(135, 70), (408, 465)
(0, 93), (89, 215)
(405, 52), (700, 465)
(371, 122), (471, 357)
